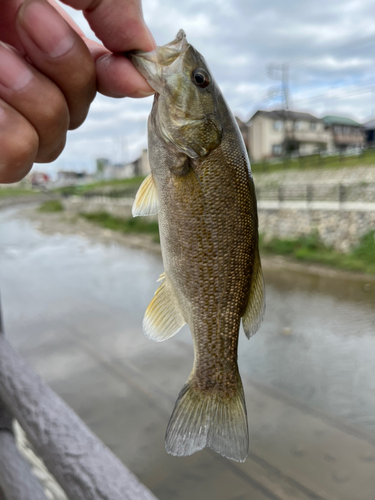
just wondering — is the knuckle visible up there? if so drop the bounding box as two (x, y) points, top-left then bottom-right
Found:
(66, 58), (96, 130)
(70, 56), (96, 95)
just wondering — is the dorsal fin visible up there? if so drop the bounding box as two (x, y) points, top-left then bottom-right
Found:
(132, 173), (159, 217)
(242, 248), (265, 339)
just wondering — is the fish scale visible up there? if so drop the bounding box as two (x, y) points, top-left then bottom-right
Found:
(130, 29), (265, 462)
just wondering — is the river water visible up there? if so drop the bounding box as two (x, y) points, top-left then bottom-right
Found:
(1, 205), (374, 431)
(0, 205), (375, 499)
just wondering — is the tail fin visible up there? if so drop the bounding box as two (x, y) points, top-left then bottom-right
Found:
(165, 373), (248, 462)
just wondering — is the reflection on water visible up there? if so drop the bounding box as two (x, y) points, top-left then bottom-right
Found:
(1, 206), (375, 437)
(239, 267), (375, 433)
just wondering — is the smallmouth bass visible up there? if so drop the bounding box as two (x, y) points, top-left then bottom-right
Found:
(129, 30), (265, 463)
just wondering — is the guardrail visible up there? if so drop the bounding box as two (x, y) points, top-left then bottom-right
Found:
(0, 294), (158, 500)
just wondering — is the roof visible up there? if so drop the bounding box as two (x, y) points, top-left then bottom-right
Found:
(248, 109), (321, 123)
(235, 116), (247, 130)
(322, 115), (362, 127)
(363, 119), (375, 130)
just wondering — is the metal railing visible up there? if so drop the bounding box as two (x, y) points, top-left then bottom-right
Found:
(256, 182), (375, 204)
(0, 295), (157, 500)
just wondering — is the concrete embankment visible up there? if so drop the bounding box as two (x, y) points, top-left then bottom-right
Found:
(62, 194), (375, 253)
(254, 165), (375, 252)
(56, 164), (375, 254)
(257, 201), (375, 252)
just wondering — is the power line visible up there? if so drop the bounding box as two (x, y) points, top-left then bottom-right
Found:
(289, 34), (375, 68)
(263, 34), (375, 114)
(293, 85), (374, 105)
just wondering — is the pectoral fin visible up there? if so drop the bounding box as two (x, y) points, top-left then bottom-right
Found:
(242, 249), (265, 339)
(132, 173), (159, 217)
(143, 274), (186, 342)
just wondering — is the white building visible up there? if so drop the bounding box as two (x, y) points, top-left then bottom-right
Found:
(246, 110), (331, 162)
(100, 149), (150, 180)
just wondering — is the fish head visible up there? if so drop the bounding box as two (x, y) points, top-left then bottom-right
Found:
(129, 30), (222, 159)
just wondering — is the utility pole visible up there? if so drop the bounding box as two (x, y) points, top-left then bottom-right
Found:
(282, 63), (290, 110)
(267, 62), (290, 110)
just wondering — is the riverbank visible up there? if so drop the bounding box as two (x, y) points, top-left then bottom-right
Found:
(23, 204), (162, 255)
(22, 203), (375, 286)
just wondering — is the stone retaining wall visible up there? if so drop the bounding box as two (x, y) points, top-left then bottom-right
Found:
(258, 205), (374, 252)
(62, 195), (133, 219)
(63, 195), (374, 253)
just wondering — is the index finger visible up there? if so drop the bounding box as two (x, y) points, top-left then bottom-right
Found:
(60, 0), (156, 53)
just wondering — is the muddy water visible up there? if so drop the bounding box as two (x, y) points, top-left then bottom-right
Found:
(1, 205), (375, 500)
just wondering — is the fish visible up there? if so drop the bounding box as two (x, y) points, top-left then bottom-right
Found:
(129, 30), (265, 463)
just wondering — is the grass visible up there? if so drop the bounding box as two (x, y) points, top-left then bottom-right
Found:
(80, 210), (374, 275)
(251, 149), (375, 174)
(54, 176), (145, 198)
(0, 188), (39, 198)
(38, 200), (64, 212)
(260, 231), (375, 275)
(80, 211), (160, 243)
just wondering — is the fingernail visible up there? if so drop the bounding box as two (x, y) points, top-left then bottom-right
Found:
(19, 0), (75, 57)
(0, 43), (33, 90)
(138, 90), (155, 97)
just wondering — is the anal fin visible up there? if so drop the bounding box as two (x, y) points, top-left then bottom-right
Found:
(242, 248), (266, 339)
(132, 173), (159, 217)
(143, 275), (185, 342)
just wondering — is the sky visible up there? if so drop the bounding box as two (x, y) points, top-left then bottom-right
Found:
(36, 0), (375, 175)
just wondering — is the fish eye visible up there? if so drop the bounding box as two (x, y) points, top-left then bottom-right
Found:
(192, 68), (210, 89)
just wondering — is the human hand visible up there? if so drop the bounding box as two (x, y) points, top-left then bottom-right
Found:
(0, 0), (156, 183)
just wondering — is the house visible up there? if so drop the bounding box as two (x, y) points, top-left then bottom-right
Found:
(30, 171), (50, 187)
(133, 149), (150, 176)
(235, 116), (250, 152)
(100, 150), (150, 180)
(103, 162), (135, 180)
(57, 170), (87, 181)
(322, 115), (364, 151)
(247, 110), (330, 162)
(363, 119), (375, 148)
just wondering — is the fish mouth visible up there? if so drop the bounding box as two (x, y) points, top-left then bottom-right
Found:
(128, 29), (189, 93)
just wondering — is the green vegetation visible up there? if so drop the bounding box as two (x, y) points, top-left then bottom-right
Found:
(81, 210), (374, 274)
(0, 188), (39, 198)
(38, 200), (64, 212)
(260, 231), (375, 275)
(251, 149), (375, 174)
(55, 176), (145, 198)
(80, 211), (160, 243)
